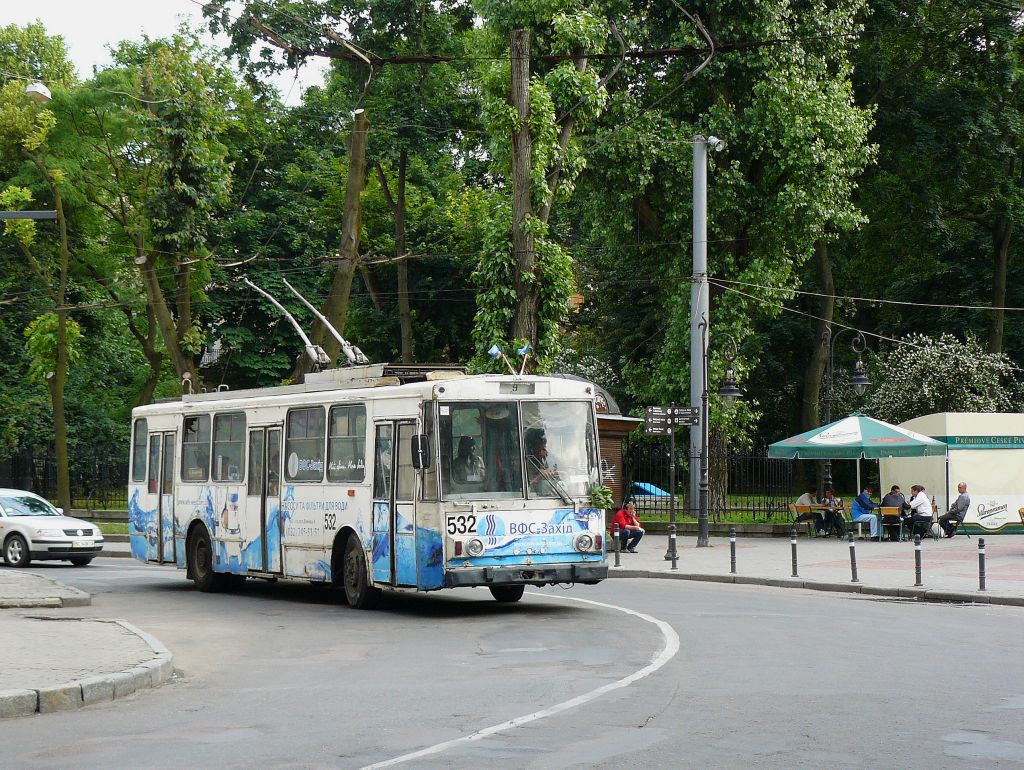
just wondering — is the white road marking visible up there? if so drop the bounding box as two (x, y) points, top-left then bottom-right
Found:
(361, 591), (681, 769)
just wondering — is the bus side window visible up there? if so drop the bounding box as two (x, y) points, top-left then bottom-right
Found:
(328, 404), (366, 483)
(148, 435), (160, 494)
(132, 419), (148, 484)
(181, 415), (211, 482)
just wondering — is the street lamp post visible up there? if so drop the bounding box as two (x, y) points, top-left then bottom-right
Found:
(821, 326), (871, 488)
(697, 317), (741, 547)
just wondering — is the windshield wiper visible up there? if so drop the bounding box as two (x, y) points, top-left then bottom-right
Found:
(526, 455), (573, 505)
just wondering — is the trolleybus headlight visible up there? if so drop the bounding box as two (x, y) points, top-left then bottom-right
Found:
(574, 533), (595, 552)
(465, 538), (485, 557)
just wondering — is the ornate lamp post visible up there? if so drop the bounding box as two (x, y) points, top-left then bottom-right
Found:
(822, 327), (871, 488)
(697, 318), (742, 547)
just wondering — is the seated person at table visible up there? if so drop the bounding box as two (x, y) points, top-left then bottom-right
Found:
(820, 487), (845, 537)
(793, 488), (825, 533)
(906, 485), (933, 538)
(850, 485), (881, 540)
(880, 485), (909, 541)
(939, 482), (970, 538)
(612, 502), (645, 553)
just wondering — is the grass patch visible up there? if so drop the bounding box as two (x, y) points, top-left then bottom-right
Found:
(95, 522), (128, 535)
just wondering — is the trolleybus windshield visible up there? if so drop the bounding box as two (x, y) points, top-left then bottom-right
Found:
(438, 401), (598, 501)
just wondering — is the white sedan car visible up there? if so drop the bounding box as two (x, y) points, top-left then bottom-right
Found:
(0, 489), (105, 567)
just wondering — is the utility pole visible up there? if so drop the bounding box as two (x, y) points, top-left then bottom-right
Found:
(509, 28), (538, 360)
(689, 136), (710, 519)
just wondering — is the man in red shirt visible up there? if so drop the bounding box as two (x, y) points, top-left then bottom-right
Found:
(612, 502), (645, 553)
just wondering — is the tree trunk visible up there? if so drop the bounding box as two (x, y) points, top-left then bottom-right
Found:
(136, 247), (196, 386)
(51, 308), (71, 512)
(395, 149), (414, 362)
(509, 29), (538, 360)
(799, 241), (835, 494)
(294, 108), (369, 380)
(988, 213), (1012, 354)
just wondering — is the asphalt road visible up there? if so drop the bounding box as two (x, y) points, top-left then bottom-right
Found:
(2, 559), (1023, 769)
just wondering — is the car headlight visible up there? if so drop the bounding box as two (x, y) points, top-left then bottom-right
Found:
(574, 533), (595, 552)
(465, 538), (485, 557)
(35, 529), (63, 537)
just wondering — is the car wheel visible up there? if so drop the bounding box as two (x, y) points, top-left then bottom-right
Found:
(342, 535), (380, 609)
(3, 534), (31, 568)
(188, 527), (226, 593)
(69, 557), (93, 567)
(488, 585), (525, 603)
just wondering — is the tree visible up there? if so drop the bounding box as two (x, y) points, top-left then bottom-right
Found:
(864, 333), (1021, 424)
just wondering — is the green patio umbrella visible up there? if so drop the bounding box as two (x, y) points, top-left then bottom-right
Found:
(769, 413), (947, 459)
(770, 413), (948, 503)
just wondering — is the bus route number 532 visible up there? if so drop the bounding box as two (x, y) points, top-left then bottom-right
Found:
(447, 514), (477, 535)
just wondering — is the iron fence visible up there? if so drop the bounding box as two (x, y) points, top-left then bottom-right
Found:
(623, 438), (795, 522)
(0, 450), (128, 510)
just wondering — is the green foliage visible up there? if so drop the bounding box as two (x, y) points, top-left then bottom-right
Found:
(24, 313), (82, 383)
(589, 484), (613, 510)
(863, 333), (1022, 424)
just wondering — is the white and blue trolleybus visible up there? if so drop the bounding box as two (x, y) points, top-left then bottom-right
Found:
(128, 365), (609, 607)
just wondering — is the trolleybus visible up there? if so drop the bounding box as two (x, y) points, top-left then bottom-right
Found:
(128, 365), (608, 607)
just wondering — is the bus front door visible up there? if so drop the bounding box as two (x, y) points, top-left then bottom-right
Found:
(146, 432), (176, 564)
(245, 426), (283, 574)
(372, 420), (417, 587)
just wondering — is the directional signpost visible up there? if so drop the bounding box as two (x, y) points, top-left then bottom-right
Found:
(643, 404), (698, 568)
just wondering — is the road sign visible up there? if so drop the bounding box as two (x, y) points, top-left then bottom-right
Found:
(644, 405), (699, 432)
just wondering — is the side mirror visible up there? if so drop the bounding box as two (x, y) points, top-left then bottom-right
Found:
(411, 434), (431, 470)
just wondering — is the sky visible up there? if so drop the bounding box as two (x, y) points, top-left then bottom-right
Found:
(3, 1), (328, 105)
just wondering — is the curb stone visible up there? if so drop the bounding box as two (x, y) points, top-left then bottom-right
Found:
(1, 572), (92, 609)
(0, 618), (174, 719)
(608, 568), (1024, 607)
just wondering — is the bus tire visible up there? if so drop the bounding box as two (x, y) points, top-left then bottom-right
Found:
(488, 585), (525, 603)
(342, 535), (380, 609)
(188, 526), (226, 593)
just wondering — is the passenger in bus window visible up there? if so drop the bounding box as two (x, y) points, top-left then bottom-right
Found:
(453, 436), (486, 483)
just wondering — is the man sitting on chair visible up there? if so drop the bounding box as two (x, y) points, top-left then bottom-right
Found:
(939, 482), (970, 538)
(907, 485), (933, 539)
(850, 485), (881, 540)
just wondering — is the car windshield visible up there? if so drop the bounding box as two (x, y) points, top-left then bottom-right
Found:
(0, 495), (60, 517)
(437, 400), (598, 501)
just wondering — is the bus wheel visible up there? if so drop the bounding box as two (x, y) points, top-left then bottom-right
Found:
(342, 535), (380, 610)
(188, 527), (225, 593)
(488, 585), (525, 603)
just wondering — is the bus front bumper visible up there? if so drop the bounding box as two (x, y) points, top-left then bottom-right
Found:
(444, 562), (608, 588)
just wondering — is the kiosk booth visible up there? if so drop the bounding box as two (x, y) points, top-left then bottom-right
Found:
(880, 412), (1024, 534)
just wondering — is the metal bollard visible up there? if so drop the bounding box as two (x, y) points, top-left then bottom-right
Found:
(612, 523), (620, 568)
(729, 526), (737, 574)
(790, 528), (798, 577)
(978, 538), (986, 591)
(669, 523), (678, 571)
(914, 534), (923, 586)
(848, 532), (859, 583)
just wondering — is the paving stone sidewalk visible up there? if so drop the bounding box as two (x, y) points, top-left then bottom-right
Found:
(0, 569), (174, 718)
(609, 532), (1024, 605)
